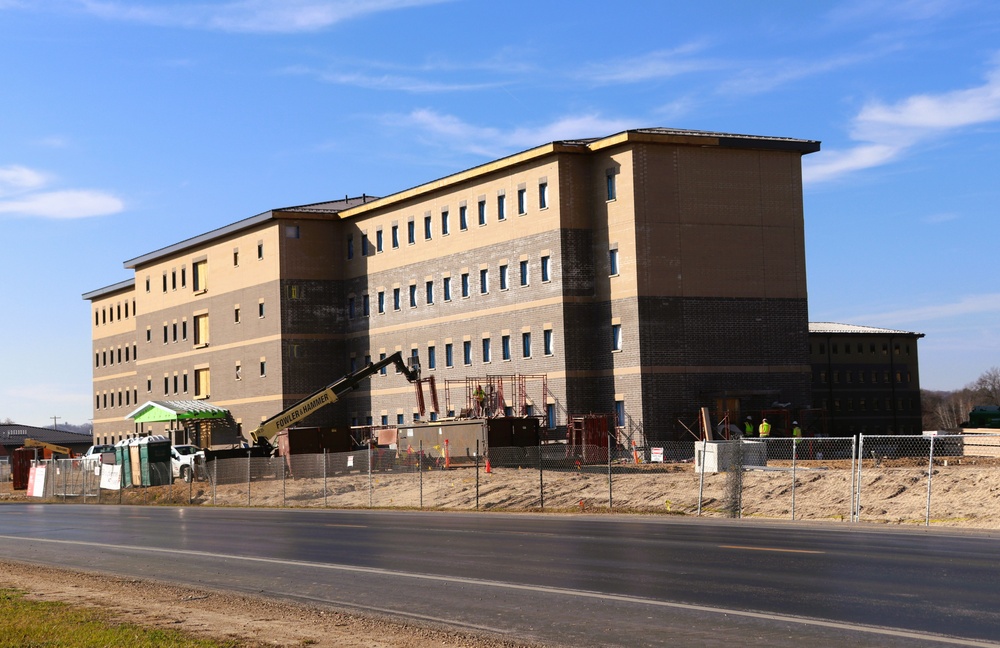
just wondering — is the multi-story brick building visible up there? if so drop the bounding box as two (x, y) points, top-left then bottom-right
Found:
(85, 128), (820, 446)
(809, 323), (924, 436)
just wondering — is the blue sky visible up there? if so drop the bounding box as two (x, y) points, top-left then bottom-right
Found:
(2, 0), (999, 427)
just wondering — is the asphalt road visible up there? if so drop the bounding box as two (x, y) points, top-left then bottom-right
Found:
(0, 504), (998, 647)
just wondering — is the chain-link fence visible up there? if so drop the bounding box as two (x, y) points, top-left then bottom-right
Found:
(11, 434), (1000, 528)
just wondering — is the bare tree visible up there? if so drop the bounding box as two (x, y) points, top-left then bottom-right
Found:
(971, 366), (1000, 405)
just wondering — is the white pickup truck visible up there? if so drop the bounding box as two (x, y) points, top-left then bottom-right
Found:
(170, 445), (204, 482)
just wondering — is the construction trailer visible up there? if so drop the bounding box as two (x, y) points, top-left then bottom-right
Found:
(396, 417), (540, 464)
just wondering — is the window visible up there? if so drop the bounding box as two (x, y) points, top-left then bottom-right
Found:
(233, 249), (239, 266)
(443, 276), (452, 301)
(407, 220), (415, 245)
(544, 329), (553, 355)
(459, 205), (468, 231)
(499, 264), (508, 290)
(497, 194), (506, 221)
(361, 232), (369, 256)
(379, 352), (387, 375)
(426, 281), (434, 305)
(391, 225), (399, 249)
(441, 210), (450, 235)
(194, 367), (210, 399)
(171, 270), (177, 290)
(234, 306), (241, 323)
(162, 274), (167, 293)
(145, 276), (150, 292)
(541, 255), (550, 282)
(162, 325), (168, 344)
(445, 343), (454, 368)
(539, 182), (548, 209)
(478, 199), (487, 225)
(522, 332), (532, 358)
(363, 294), (370, 317)
(461, 272), (470, 298)
(193, 260), (208, 292)
(517, 188), (526, 215)
(397, 414), (405, 425)
(615, 400), (625, 428)
(377, 291), (385, 314)
(381, 415), (389, 426)
(463, 340), (472, 366)
(409, 284), (417, 308)
(146, 328), (151, 343)
(348, 296), (356, 319)
(612, 324), (622, 351)
(257, 359), (265, 377)
(502, 335), (511, 361)
(606, 170), (617, 201)
(347, 235), (355, 259)
(547, 404), (556, 429)
(235, 363), (241, 381)
(609, 248), (619, 276)
(393, 287), (401, 311)
(428, 346), (436, 369)
(258, 301), (265, 318)
(376, 229), (383, 253)
(181, 320), (187, 340)
(423, 215), (432, 241)
(172, 322), (177, 342)
(519, 260), (529, 286)
(194, 314), (209, 346)
(480, 268), (489, 294)
(257, 242), (264, 259)
(287, 225), (300, 239)
(164, 376), (169, 394)
(482, 338), (492, 363)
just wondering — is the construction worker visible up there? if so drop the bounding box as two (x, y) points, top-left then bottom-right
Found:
(744, 416), (755, 438)
(758, 418), (771, 438)
(473, 384), (486, 416)
(792, 421), (803, 439)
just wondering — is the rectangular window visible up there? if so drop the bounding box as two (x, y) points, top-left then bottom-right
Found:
(441, 210), (450, 235)
(162, 274), (167, 293)
(517, 188), (526, 215)
(194, 368), (210, 399)
(502, 335), (511, 361)
(612, 324), (622, 351)
(609, 248), (619, 275)
(171, 270), (177, 290)
(287, 225), (300, 239)
(463, 340), (472, 366)
(541, 255), (551, 282)
(461, 272), (470, 298)
(348, 296), (356, 319)
(376, 229), (383, 253)
(522, 332), (532, 358)
(172, 322), (177, 343)
(615, 400), (625, 428)
(499, 264), (508, 290)
(257, 242), (264, 259)
(480, 268), (489, 294)
(497, 194), (506, 221)
(519, 260), (529, 286)
(409, 284), (417, 308)
(397, 414), (405, 425)
(362, 294), (370, 317)
(347, 235), (354, 259)
(407, 220), (415, 245)
(194, 313), (209, 346)
(544, 329), (553, 355)
(377, 291), (385, 314)
(478, 199), (487, 225)
(260, 360), (266, 377)
(192, 260), (207, 292)
(379, 352), (387, 375)
(258, 301), (265, 318)
(393, 287), (401, 311)
(424, 215), (432, 240)
(606, 171), (617, 201)
(539, 182), (548, 209)
(234, 306), (240, 323)
(482, 338), (492, 363)
(428, 346), (436, 369)
(235, 363), (241, 381)
(233, 250), (239, 267)
(163, 325), (168, 344)
(547, 403), (556, 429)
(426, 281), (434, 305)
(392, 225), (399, 249)
(445, 343), (454, 368)
(361, 232), (369, 256)
(443, 276), (452, 301)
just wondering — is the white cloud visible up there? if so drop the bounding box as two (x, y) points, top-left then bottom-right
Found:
(397, 110), (638, 158)
(576, 43), (721, 85)
(76, 0), (450, 33)
(0, 164), (124, 219)
(804, 57), (1000, 184)
(922, 212), (959, 224)
(288, 67), (501, 93)
(849, 293), (1000, 324)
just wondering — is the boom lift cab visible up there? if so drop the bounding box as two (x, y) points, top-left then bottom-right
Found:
(245, 351), (420, 452)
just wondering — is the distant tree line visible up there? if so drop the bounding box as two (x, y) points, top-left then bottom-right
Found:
(0, 418), (92, 435)
(922, 366), (1000, 430)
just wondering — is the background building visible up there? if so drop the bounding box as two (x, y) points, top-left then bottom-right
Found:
(86, 128), (820, 446)
(809, 323), (924, 436)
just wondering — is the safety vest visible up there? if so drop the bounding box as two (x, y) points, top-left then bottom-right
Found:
(792, 426), (802, 438)
(759, 421), (771, 437)
(744, 421), (754, 436)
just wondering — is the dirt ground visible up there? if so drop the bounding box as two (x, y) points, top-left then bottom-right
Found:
(3, 455), (999, 645)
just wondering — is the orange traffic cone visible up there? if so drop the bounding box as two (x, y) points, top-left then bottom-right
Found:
(485, 458), (492, 474)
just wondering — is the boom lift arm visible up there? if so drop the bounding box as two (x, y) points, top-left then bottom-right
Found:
(246, 351), (420, 448)
(24, 438), (74, 458)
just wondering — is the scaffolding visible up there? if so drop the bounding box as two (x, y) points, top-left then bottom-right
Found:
(444, 374), (549, 420)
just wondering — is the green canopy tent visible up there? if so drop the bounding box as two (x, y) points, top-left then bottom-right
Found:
(125, 400), (236, 447)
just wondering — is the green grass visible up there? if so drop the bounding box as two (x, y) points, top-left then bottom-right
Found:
(0, 588), (237, 648)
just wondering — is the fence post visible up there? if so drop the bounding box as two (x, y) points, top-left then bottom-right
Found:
(419, 440), (423, 509)
(368, 442), (373, 508)
(697, 437), (706, 516)
(324, 449), (328, 508)
(608, 429), (613, 511)
(281, 455), (286, 508)
(246, 450), (251, 507)
(791, 438), (797, 521)
(925, 434), (936, 527)
(212, 459), (217, 506)
(538, 438), (544, 511)
(855, 435), (865, 522)
(475, 439), (480, 511)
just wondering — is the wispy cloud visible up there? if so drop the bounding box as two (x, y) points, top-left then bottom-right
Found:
(922, 212), (959, 224)
(575, 43), (721, 85)
(75, 0), (450, 33)
(849, 293), (1000, 324)
(284, 65), (501, 93)
(804, 56), (1000, 184)
(394, 110), (638, 158)
(0, 164), (124, 219)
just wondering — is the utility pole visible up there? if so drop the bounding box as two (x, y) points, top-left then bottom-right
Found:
(51, 416), (60, 430)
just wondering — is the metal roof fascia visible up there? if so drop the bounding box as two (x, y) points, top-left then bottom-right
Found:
(82, 278), (136, 302)
(123, 211), (276, 270)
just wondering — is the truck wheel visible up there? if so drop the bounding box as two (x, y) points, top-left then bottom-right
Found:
(181, 465), (192, 483)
